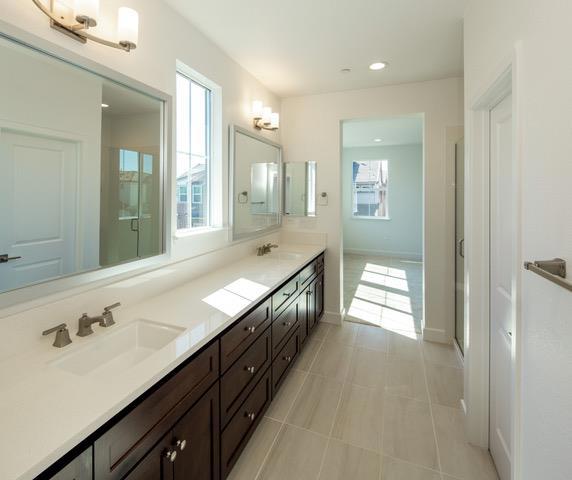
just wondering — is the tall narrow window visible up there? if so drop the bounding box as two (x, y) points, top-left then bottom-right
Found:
(352, 160), (389, 218)
(176, 72), (212, 230)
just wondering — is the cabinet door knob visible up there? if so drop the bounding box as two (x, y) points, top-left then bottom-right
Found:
(175, 439), (187, 451)
(283, 321), (292, 327)
(306, 290), (312, 296)
(163, 449), (177, 462)
(245, 412), (256, 421)
(245, 325), (256, 334)
(245, 366), (256, 374)
(283, 355), (292, 363)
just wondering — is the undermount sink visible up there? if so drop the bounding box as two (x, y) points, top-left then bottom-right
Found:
(51, 319), (184, 377)
(266, 252), (304, 260)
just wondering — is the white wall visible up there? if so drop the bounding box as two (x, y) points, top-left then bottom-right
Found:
(281, 77), (463, 339)
(0, 2), (281, 318)
(342, 144), (423, 259)
(464, 1), (572, 477)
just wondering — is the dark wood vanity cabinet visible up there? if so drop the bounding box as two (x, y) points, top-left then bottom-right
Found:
(39, 252), (325, 480)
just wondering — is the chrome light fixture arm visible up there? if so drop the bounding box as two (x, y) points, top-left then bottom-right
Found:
(31, 0), (137, 52)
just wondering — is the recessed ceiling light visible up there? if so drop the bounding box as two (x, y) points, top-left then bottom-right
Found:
(102, 103), (109, 108)
(374, 138), (382, 142)
(340, 68), (351, 74)
(369, 62), (387, 71)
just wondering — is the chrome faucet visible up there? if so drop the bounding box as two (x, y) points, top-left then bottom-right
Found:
(77, 302), (121, 337)
(257, 243), (279, 256)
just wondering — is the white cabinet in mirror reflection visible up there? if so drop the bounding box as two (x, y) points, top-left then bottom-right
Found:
(283, 161), (317, 217)
(0, 34), (166, 296)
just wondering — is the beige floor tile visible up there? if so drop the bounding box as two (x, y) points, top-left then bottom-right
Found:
(346, 347), (387, 388)
(318, 439), (381, 480)
(325, 321), (359, 346)
(296, 337), (322, 372)
(227, 417), (281, 480)
(332, 383), (384, 451)
(258, 424), (328, 480)
(265, 369), (306, 421)
(310, 341), (352, 382)
(355, 324), (389, 351)
(426, 363), (463, 409)
(380, 456), (441, 480)
(432, 405), (499, 480)
(286, 374), (343, 435)
(382, 395), (439, 470)
(385, 355), (428, 401)
(423, 341), (463, 368)
(312, 322), (331, 340)
(387, 331), (422, 359)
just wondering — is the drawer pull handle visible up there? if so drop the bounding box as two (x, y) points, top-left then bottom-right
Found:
(306, 291), (312, 296)
(175, 439), (187, 451)
(283, 321), (292, 327)
(163, 448), (177, 463)
(283, 291), (293, 297)
(245, 325), (256, 334)
(283, 355), (292, 363)
(245, 412), (256, 422)
(245, 366), (256, 374)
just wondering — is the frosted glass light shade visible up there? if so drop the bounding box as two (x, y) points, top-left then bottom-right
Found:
(76, 0), (99, 20)
(262, 107), (272, 125)
(270, 112), (280, 129)
(118, 7), (139, 45)
(252, 100), (264, 119)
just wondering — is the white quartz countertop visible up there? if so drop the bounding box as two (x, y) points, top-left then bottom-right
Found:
(0, 244), (325, 480)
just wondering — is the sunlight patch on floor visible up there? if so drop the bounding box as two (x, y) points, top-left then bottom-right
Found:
(364, 262), (407, 279)
(346, 297), (416, 336)
(360, 271), (410, 292)
(354, 283), (412, 314)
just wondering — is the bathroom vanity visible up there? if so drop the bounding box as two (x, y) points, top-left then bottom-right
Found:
(24, 247), (325, 480)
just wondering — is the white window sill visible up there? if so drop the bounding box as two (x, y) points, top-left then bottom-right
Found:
(351, 216), (391, 221)
(174, 226), (226, 239)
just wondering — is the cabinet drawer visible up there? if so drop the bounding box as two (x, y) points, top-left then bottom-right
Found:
(317, 253), (324, 273)
(221, 327), (271, 426)
(299, 261), (317, 286)
(221, 370), (272, 479)
(272, 300), (298, 358)
(94, 341), (219, 480)
(272, 275), (299, 316)
(272, 328), (301, 394)
(221, 299), (271, 373)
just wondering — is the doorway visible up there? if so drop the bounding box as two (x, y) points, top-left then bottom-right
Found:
(340, 115), (424, 336)
(454, 138), (465, 354)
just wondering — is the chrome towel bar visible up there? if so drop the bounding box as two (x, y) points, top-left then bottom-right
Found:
(524, 258), (572, 293)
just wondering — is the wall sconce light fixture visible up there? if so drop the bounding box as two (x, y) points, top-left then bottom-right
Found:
(252, 101), (279, 131)
(31, 0), (139, 52)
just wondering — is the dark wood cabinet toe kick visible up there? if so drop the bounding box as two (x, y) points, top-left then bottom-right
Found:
(43, 252), (325, 480)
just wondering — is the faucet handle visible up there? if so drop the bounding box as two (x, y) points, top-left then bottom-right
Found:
(104, 302), (121, 312)
(42, 323), (72, 348)
(101, 302), (120, 327)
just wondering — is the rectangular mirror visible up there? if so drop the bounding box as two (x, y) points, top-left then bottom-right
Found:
(231, 126), (281, 239)
(0, 35), (166, 295)
(284, 161), (317, 217)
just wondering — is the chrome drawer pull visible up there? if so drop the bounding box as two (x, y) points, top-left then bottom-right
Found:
(245, 412), (256, 421)
(245, 366), (256, 374)
(245, 325), (256, 334)
(163, 448), (177, 462)
(282, 321), (292, 327)
(283, 355), (292, 363)
(175, 439), (187, 451)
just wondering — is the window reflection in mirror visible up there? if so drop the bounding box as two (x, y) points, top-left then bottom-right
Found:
(0, 35), (164, 295)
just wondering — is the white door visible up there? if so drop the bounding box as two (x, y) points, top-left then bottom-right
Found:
(489, 94), (514, 480)
(455, 139), (465, 354)
(0, 130), (78, 292)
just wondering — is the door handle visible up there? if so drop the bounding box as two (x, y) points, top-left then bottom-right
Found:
(130, 218), (139, 232)
(458, 239), (465, 258)
(0, 254), (22, 264)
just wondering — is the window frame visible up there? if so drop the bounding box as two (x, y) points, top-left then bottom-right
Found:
(351, 159), (390, 220)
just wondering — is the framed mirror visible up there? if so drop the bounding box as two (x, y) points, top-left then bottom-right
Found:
(0, 34), (167, 297)
(230, 126), (281, 240)
(284, 161), (317, 217)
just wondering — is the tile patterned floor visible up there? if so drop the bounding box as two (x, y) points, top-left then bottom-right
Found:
(228, 254), (498, 480)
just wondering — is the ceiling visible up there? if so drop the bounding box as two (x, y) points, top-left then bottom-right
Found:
(102, 82), (161, 117)
(164, 0), (465, 97)
(342, 115), (423, 148)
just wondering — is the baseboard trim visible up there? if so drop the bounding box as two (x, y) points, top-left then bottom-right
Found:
(322, 310), (343, 325)
(343, 248), (422, 261)
(422, 327), (449, 344)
